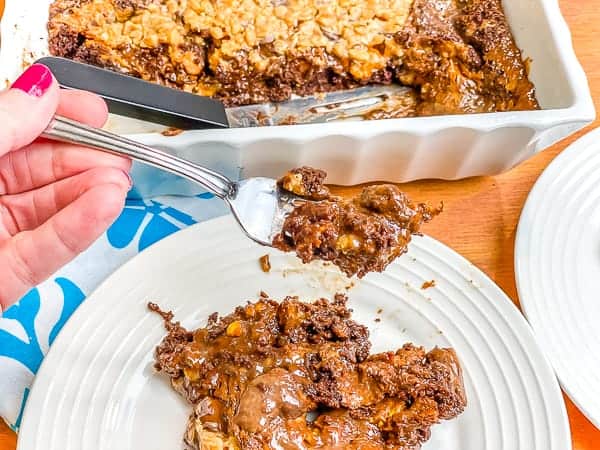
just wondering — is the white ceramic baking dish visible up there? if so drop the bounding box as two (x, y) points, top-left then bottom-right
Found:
(0, 0), (595, 197)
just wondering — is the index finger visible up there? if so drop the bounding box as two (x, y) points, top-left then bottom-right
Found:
(56, 89), (109, 128)
(0, 89), (131, 195)
(0, 65), (59, 158)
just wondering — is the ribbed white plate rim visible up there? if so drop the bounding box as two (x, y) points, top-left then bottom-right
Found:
(17, 215), (570, 450)
(516, 126), (600, 429)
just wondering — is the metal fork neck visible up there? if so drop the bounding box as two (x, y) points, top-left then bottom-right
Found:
(43, 116), (235, 199)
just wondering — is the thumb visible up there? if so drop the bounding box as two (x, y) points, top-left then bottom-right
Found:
(0, 64), (60, 158)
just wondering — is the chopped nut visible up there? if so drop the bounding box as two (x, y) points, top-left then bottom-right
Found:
(280, 173), (306, 196)
(255, 302), (266, 312)
(336, 234), (363, 251)
(259, 254), (271, 273)
(278, 167), (330, 199)
(181, 51), (203, 75)
(226, 320), (243, 337)
(245, 304), (256, 317)
(183, 367), (200, 381)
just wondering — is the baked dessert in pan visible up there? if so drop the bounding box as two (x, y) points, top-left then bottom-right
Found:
(48, 0), (539, 117)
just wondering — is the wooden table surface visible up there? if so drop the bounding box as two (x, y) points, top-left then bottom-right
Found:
(1, 0), (600, 448)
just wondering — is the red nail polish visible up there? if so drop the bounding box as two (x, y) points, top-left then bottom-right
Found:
(11, 64), (53, 97)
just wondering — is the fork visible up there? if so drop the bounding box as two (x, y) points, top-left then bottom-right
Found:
(42, 115), (302, 246)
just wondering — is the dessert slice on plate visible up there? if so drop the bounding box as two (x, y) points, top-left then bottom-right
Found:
(151, 294), (466, 450)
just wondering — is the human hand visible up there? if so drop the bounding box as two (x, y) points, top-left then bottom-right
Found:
(0, 64), (132, 312)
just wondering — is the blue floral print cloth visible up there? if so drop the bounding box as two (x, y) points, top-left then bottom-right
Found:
(0, 193), (228, 430)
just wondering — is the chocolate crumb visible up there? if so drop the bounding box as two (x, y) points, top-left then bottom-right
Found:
(279, 115), (298, 125)
(422, 280), (436, 290)
(161, 127), (184, 137)
(148, 302), (174, 323)
(259, 254), (271, 273)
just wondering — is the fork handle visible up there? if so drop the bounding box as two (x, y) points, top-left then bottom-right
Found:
(43, 115), (235, 199)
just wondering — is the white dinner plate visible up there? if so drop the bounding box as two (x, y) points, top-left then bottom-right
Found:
(516, 127), (600, 429)
(18, 216), (569, 450)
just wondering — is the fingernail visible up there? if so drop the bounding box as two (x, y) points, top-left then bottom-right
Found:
(11, 64), (53, 97)
(121, 170), (133, 189)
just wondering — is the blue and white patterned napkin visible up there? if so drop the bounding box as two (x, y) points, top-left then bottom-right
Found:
(0, 193), (228, 431)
